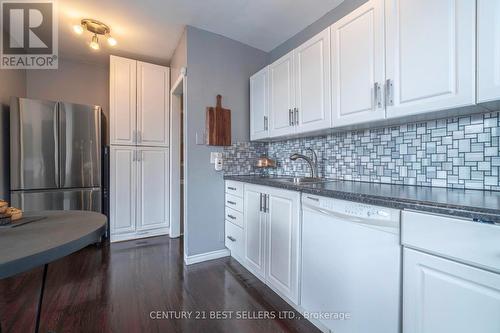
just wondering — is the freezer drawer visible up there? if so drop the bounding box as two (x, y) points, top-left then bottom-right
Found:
(11, 188), (102, 212)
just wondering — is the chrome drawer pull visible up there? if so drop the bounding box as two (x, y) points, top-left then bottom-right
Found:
(307, 196), (319, 201)
(226, 236), (236, 242)
(228, 186), (237, 190)
(227, 200), (236, 205)
(227, 215), (236, 219)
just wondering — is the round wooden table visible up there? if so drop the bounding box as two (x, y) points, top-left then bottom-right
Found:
(0, 210), (106, 333)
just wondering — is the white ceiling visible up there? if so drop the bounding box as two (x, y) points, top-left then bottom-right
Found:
(57, 0), (344, 65)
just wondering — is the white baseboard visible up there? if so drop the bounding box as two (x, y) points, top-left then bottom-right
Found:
(184, 248), (230, 265)
(110, 227), (169, 243)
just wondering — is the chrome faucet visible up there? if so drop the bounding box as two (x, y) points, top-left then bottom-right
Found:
(289, 148), (319, 179)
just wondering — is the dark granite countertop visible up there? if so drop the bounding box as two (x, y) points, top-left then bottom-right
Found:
(224, 175), (500, 224)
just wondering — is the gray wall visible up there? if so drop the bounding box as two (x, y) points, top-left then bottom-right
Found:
(0, 69), (26, 200)
(269, 0), (368, 62)
(184, 26), (268, 256)
(170, 29), (187, 84)
(27, 58), (109, 116)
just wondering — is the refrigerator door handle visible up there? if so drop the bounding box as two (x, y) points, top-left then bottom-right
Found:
(54, 102), (60, 188)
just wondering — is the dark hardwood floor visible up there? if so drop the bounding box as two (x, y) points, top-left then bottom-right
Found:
(1, 236), (320, 333)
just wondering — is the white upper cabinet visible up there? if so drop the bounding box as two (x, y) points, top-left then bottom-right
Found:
(477, 0), (500, 104)
(294, 28), (332, 132)
(269, 51), (295, 138)
(331, 0), (386, 127)
(137, 62), (170, 146)
(110, 56), (137, 145)
(385, 0), (476, 119)
(137, 147), (169, 231)
(250, 66), (269, 141)
(110, 56), (169, 147)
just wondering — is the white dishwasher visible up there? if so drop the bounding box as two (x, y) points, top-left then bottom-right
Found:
(301, 194), (401, 333)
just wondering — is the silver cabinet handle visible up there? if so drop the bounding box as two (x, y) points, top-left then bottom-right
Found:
(288, 109), (293, 126)
(228, 186), (237, 191)
(374, 82), (382, 108)
(294, 108), (299, 126)
(385, 79), (393, 106)
(227, 200), (236, 205)
(227, 214), (236, 220)
(227, 236), (236, 242)
(306, 196), (319, 202)
(263, 194), (268, 213)
(264, 116), (268, 130)
(259, 193), (263, 212)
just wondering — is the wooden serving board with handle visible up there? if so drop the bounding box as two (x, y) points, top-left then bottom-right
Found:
(206, 95), (231, 146)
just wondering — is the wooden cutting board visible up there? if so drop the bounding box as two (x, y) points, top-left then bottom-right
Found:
(206, 95), (231, 146)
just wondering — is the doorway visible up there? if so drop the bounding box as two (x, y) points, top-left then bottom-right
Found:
(169, 70), (186, 239)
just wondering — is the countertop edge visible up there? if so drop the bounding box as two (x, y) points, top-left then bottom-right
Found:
(224, 175), (500, 224)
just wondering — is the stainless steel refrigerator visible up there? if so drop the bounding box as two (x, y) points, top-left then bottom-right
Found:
(10, 97), (102, 212)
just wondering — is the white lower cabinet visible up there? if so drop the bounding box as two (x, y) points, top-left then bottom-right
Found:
(242, 184), (300, 304)
(402, 211), (500, 333)
(110, 146), (169, 242)
(403, 248), (500, 333)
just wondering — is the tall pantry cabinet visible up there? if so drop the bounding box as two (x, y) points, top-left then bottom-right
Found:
(109, 55), (170, 242)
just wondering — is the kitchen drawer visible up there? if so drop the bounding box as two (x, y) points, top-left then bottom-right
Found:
(402, 210), (500, 273)
(225, 193), (243, 212)
(225, 220), (243, 260)
(225, 206), (243, 228)
(225, 181), (243, 197)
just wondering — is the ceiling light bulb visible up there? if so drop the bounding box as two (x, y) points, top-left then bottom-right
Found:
(89, 34), (100, 50)
(107, 36), (117, 46)
(73, 25), (84, 34)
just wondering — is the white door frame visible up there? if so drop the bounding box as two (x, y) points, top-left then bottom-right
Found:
(169, 68), (187, 239)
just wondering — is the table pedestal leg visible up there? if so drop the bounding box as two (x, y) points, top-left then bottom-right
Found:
(35, 264), (48, 333)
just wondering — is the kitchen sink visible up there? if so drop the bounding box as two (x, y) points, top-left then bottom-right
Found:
(271, 177), (331, 185)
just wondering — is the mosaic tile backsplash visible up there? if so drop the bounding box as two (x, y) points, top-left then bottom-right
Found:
(223, 111), (500, 191)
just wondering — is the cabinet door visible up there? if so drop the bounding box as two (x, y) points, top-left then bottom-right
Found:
(110, 56), (137, 145)
(294, 28), (331, 133)
(266, 188), (300, 303)
(403, 248), (500, 333)
(137, 62), (170, 147)
(269, 51), (295, 138)
(385, 0), (475, 119)
(137, 147), (169, 231)
(243, 185), (266, 279)
(477, 0), (500, 105)
(331, 0), (385, 127)
(250, 66), (269, 141)
(110, 147), (136, 235)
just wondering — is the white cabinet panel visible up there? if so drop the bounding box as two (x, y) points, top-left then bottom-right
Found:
(477, 0), (500, 104)
(243, 185), (266, 279)
(110, 147), (136, 234)
(250, 67), (269, 141)
(404, 248), (500, 333)
(294, 28), (331, 132)
(331, 0), (385, 127)
(269, 51), (295, 138)
(110, 56), (137, 145)
(137, 147), (169, 231)
(385, 0), (475, 118)
(137, 62), (170, 146)
(266, 188), (300, 303)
